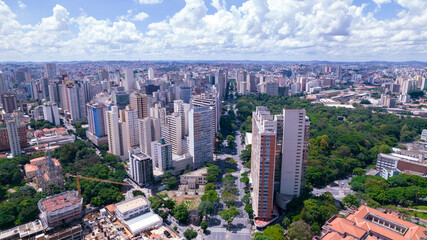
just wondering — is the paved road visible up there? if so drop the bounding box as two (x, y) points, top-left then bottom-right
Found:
(312, 177), (354, 201)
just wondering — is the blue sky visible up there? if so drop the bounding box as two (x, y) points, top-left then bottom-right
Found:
(1, 0), (426, 61)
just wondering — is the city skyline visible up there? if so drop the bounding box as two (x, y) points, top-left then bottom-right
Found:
(1, 0), (427, 62)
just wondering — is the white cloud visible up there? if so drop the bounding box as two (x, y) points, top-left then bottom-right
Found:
(137, 0), (163, 4)
(133, 11), (148, 21)
(0, 0), (426, 61)
(18, 0), (25, 9)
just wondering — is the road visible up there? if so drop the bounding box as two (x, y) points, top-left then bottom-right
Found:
(312, 177), (354, 201)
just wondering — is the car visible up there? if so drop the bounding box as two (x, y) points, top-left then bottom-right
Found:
(164, 230), (171, 238)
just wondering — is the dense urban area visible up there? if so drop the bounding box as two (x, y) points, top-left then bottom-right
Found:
(0, 61), (426, 240)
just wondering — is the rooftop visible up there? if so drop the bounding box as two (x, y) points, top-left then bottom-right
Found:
(39, 191), (81, 212)
(0, 220), (44, 239)
(115, 196), (148, 214)
(123, 211), (162, 235)
(181, 167), (208, 177)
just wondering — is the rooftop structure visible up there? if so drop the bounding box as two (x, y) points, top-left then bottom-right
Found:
(24, 149), (64, 191)
(115, 196), (149, 221)
(0, 220), (44, 240)
(316, 205), (427, 240)
(38, 191), (83, 228)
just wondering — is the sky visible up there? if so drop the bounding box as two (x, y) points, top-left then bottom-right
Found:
(0, 0), (426, 62)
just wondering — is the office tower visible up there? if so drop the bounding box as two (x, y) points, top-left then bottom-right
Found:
(130, 92), (149, 119)
(250, 107), (310, 222)
(112, 87), (130, 110)
(151, 138), (172, 171)
(421, 78), (427, 90)
(99, 69), (109, 81)
(174, 100), (190, 136)
(65, 83), (81, 121)
(189, 106), (213, 169)
(48, 82), (60, 104)
(42, 102), (60, 126)
(179, 84), (191, 103)
(86, 102), (108, 146)
(129, 148), (153, 186)
(401, 80), (418, 95)
(41, 78), (49, 99)
(215, 69), (227, 98)
(124, 68), (135, 91)
(167, 112), (183, 155)
(239, 82), (247, 95)
(0, 71), (6, 95)
(148, 67), (155, 80)
(237, 70), (247, 92)
(16, 70), (30, 83)
(138, 117), (161, 156)
(251, 107), (277, 221)
(6, 115), (22, 156)
(1, 92), (17, 113)
(106, 106), (128, 158)
(281, 109), (310, 197)
(247, 74), (257, 93)
(45, 64), (57, 80)
(150, 102), (167, 125)
(123, 108), (140, 148)
(192, 97), (220, 149)
(259, 81), (279, 96)
(114, 69), (121, 85)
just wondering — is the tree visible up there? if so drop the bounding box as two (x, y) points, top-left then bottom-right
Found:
(342, 194), (360, 208)
(198, 201), (215, 220)
(244, 204), (253, 219)
(164, 199), (176, 210)
(132, 190), (145, 197)
(242, 193), (251, 204)
(173, 203), (189, 222)
(205, 183), (216, 192)
(148, 196), (163, 212)
(352, 167), (366, 176)
(360, 99), (371, 104)
(226, 135), (236, 150)
(218, 207), (239, 229)
(162, 176), (178, 190)
(184, 228), (198, 240)
(240, 176), (249, 185)
(221, 192), (238, 207)
(408, 89), (424, 99)
(201, 221), (208, 233)
(286, 220), (313, 240)
(201, 190), (220, 203)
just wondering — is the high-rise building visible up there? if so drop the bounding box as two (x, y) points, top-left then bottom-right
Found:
(0, 71), (7, 95)
(174, 100), (190, 136)
(123, 108), (140, 148)
(247, 74), (257, 93)
(167, 112), (183, 155)
(1, 92), (17, 113)
(112, 87), (130, 110)
(148, 67), (155, 80)
(124, 69), (135, 91)
(130, 92), (149, 119)
(129, 148), (153, 186)
(138, 117), (161, 156)
(6, 115), (22, 156)
(86, 102), (108, 146)
(250, 107), (310, 224)
(38, 191), (82, 228)
(99, 69), (109, 81)
(151, 138), (172, 171)
(401, 79), (418, 95)
(114, 69), (121, 85)
(192, 96), (220, 149)
(48, 82), (60, 104)
(237, 70), (247, 92)
(189, 106), (213, 169)
(45, 64), (57, 81)
(42, 102), (60, 126)
(179, 84), (191, 103)
(106, 106), (128, 158)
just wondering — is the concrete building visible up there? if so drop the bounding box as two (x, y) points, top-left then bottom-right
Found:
(106, 106), (128, 158)
(151, 138), (172, 171)
(129, 148), (153, 186)
(376, 153), (427, 178)
(130, 92), (149, 119)
(115, 196), (150, 221)
(124, 69), (136, 91)
(6, 115), (22, 156)
(167, 112), (183, 155)
(258, 81), (279, 96)
(174, 100), (190, 136)
(112, 87), (130, 110)
(148, 67), (155, 80)
(179, 84), (191, 103)
(192, 96), (220, 149)
(123, 108), (140, 148)
(86, 102), (108, 146)
(0, 121), (28, 152)
(180, 167), (208, 189)
(45, 63), (57, 81)
(98, 69), (109, 81)
(189, 106), (213, 169)
(247, 74), (257, 93)
(316, 205), (427, 240)
(1, 92), (17, 113)
(401, 79), (418, 95)
(172, 154), (193, 174)
(42, 102), (60, 126)
(38, 191), (82, 228)
(24, 149), (64, 191)
(138, 117), (161, 156)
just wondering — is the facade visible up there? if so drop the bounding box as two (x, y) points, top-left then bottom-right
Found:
(42, 102), (60, 126)
(86, 102), (108, 146)
(129, 148), (153, 186)
(316, 205), (427, 240)
(45, 63), (57, 80)
(124, 69), (135, 92)
(38, 191), (83, 228)
(24, 149), (64, 191)
(115, 196), (150, 221)
(138, 117), (161, 156)
(189, 106), (213, 169)
(1, 92), (17, 113)
(179, 84), (191, 103)
(124, 108), (140, 148)
(0, 123), (28, 151)
(106, 106), (128, 157)
(179, 167), (208, 189)
(376, 153), (427, 178)
(130, 92), (149, 119)
(151, 138), (172, 171)
(112, 87), (129, 110)
(6, 115), (22, 156)
(167, 112), (183, 155)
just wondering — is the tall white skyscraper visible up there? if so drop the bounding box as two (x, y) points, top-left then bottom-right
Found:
(42, 102), (60, 126)
(6, 115), (21, 156)
(189, 106), (213, 169)
(167, 112), (183, 155)
(174, 100), (190, 136)
(138, 117), (161, 156)
(401, 79), (418, 95)
(123, 108), (140, 148)
(151, 138), (172, 171)
(45, 64), (57, 81)
(124, 68), (135, 91)
(148, 67), (155, 80)
(106, 106), (128, 158)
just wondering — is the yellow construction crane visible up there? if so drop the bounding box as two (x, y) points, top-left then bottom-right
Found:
(65, 173), (130, 198)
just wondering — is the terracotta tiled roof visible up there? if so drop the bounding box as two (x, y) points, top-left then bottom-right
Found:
(24, 164), (38, 173)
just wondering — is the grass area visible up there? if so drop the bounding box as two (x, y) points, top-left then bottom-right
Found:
(412, 206), (427, 211)
(157, 193), (168, 199)
(408, 211), (427, 221)
(184, 198), (202, 210)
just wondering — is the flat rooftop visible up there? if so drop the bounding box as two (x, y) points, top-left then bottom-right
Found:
(181, 167), (208, 177)
(39, 191), (81, 212)
(115, 197), (148, 213)
(0, 220), (44, 239)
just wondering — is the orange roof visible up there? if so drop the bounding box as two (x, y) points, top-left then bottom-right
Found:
(24, 164), (38, 173)
(328, 217), (366, 239)
(30, 157), (45, 164)
(105, 204), (116, 214)
(52, 158), (61, 166)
